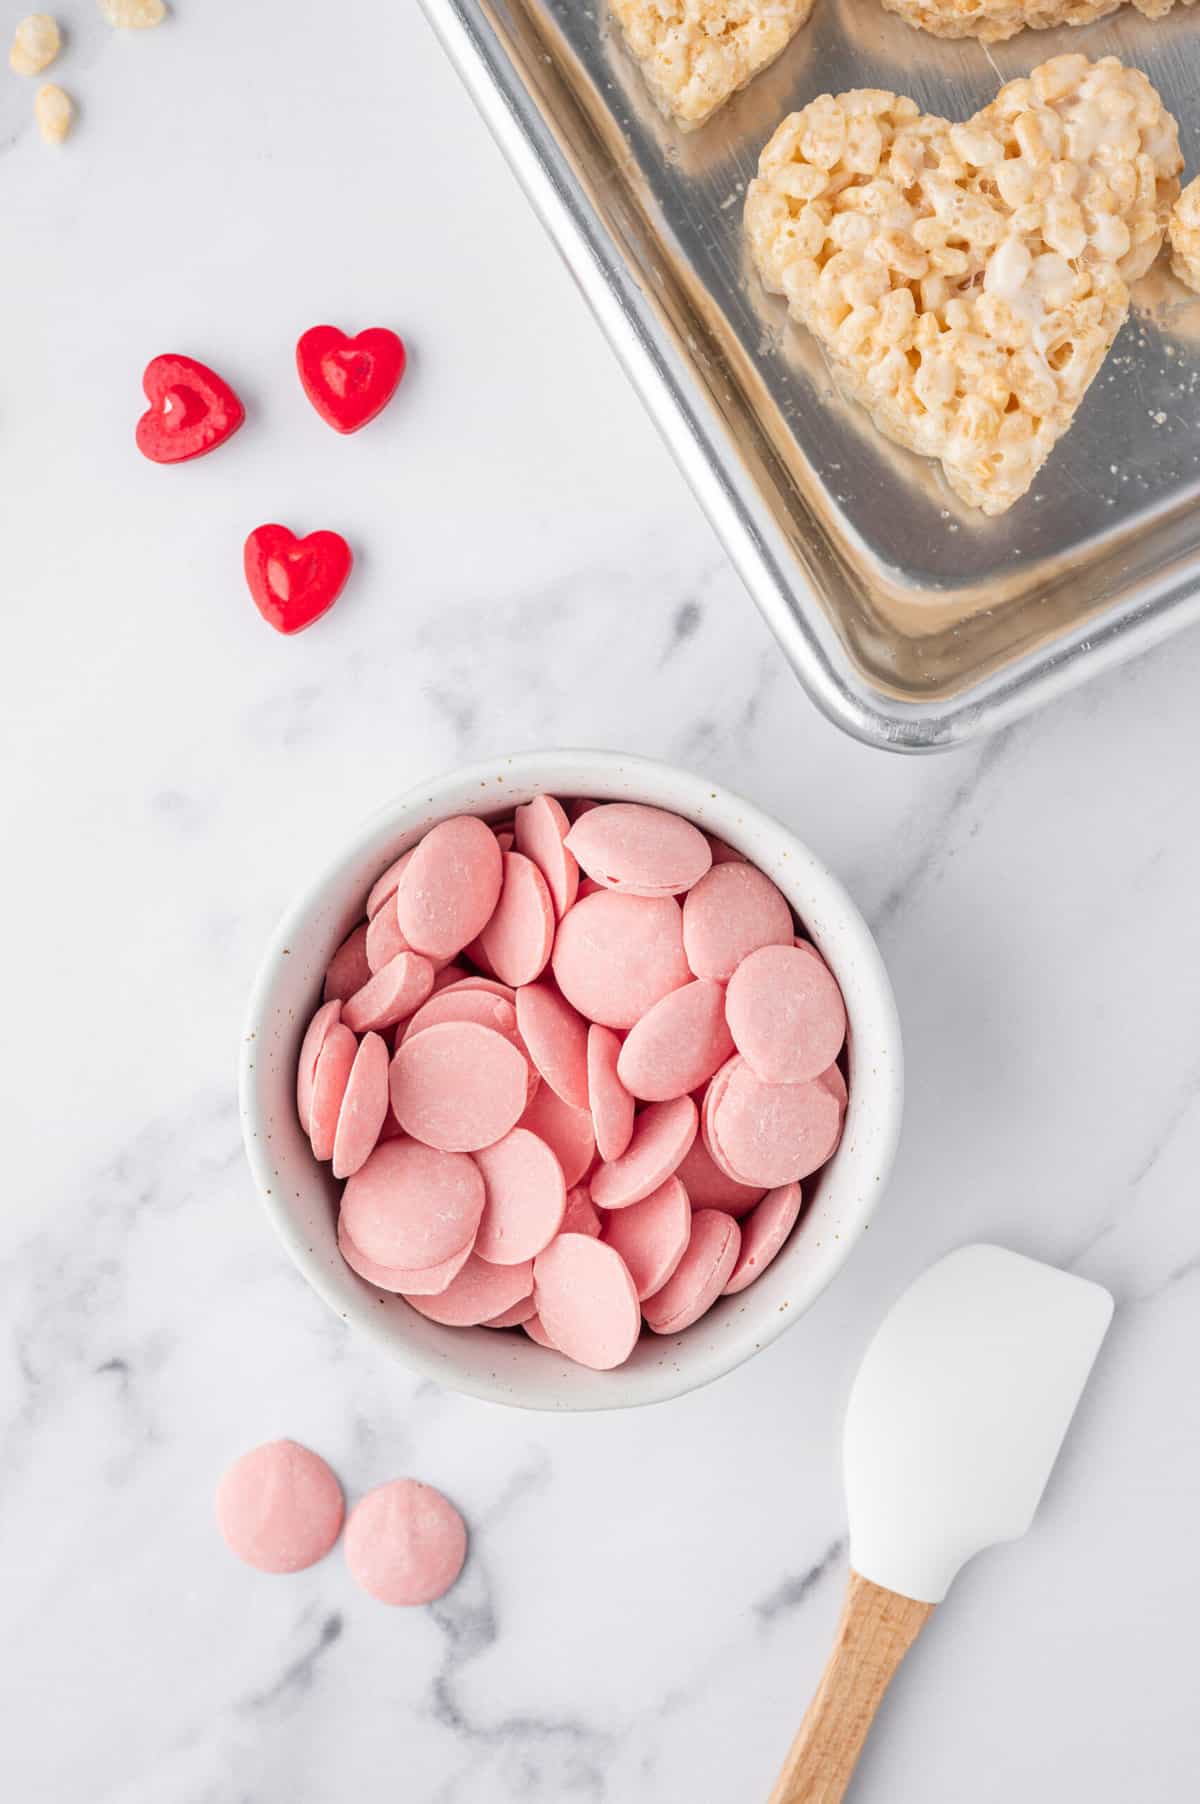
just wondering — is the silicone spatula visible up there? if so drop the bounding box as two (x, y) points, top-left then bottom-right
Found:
(768, 1244), (1113, 1804)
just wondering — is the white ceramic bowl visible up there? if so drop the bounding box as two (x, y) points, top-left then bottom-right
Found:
(239, 750), (902, 1410)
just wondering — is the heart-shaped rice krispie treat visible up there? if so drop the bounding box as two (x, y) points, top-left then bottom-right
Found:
(881, 0), (1191, 42)
(610, 0), (816, 130)
(745, 55), (1182, 515)
(1169, 177), (1200, 294)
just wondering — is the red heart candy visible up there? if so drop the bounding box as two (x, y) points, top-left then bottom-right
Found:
(136, 354), (245, 464)
(244, 525), (353, 635)
(296, 325), (407, 434)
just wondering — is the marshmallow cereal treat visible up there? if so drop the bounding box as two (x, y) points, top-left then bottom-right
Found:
(609, 0), (816, 131)
(882, 0), (1192, 43)
(744, 56), (1182, 515)
(295, 798), (852, 1370)
(1169, 177), (1200, 294)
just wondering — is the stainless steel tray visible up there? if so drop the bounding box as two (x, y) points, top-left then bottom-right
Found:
(420, 0), (1200, 749)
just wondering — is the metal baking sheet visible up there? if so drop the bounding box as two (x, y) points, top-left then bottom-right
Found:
(420, 0), (1200, 749)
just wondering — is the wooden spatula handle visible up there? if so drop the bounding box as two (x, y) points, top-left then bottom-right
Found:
(767, 1569), (934, 1804)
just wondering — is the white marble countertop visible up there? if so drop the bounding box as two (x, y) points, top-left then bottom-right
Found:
(4, 3), (1200, 1799)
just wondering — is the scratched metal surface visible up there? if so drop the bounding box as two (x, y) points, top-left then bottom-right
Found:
(423, 0), (1200, 746)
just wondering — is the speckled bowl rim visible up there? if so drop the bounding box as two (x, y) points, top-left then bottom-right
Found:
(239, 749), (903, 1410)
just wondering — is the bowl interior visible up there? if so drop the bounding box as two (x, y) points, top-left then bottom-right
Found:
(240, 752), (902, 1409)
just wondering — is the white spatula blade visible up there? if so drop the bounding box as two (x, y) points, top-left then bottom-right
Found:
(845, 1244), (1113, 1605)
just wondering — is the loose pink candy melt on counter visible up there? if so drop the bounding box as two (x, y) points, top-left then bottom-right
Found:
(473, 1127), (566, 1264)
(390, 1020), (529, 1152)
(552, 890), (690, 1030)
(564, 802), (711, 897)
(395, 815), (503, 960)
(589, 1095), (697, 1209)
(682, 862), (793, 981)
(725, 943), (846, 1086)
(643, 1209), (741, 1334)
(616, 978), (733, 1102)
(533, 1234), (641, 1370)
(344, 1479), (467, 1606)
(303, 790), (851, 1371)
(216, 1440), (344, 1574)
(341, 1138), (484, 1270)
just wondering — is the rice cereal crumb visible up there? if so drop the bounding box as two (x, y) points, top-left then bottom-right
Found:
(99, 0), (167, 27)
(35, 81), (73, 143)
(10, 13), (61, 75)
(1169, 177), (1200, 294)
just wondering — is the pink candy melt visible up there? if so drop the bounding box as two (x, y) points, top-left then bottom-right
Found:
(682, 862), (793, 981)
(342, 952), (435, 1033)
(600, 1176), (691, 1300)
(587, 1024), (635, 1162)
(643, 1209), (741, 1334)
(331, 1031), (390, 1179)
(309, 1023), (358, 1161)
(215, 1439), (344, 1574)
(473, 1127), (566, 1263)
(589, 1095), (697, 1209)
(722, 1182), (803, 1295)
(515, 981), (589, 1109)
(403, 1252), (534, 1326)
(725, 943), (846, 1085)
(616, 978), (733, 1101)
(395, 816), (503, 960)
(323, 922), (371, 1002)
(564, 802), (711, 897)
(552, 891), (690, 1029)
(303, 790), (851, 1371)
(390, 1020), (529, 1152)
(514, 794), (579, 918)
(297, 998), (341, 1135)
(344, 1479), (467, 1606)
(477, 851), (555, 987)
(341, 1138), (484, 1269)
(533, 1234), (641, 1370)
(706, 1056), (842, 1187)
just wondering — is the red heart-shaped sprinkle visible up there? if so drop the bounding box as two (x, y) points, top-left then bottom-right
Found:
(136, 354), (245, 464)
(244, 524), (353, 635)
(296, 325), (407, 434)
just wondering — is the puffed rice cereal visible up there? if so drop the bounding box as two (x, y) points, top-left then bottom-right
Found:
(35, 81), (72, 143)
(1169, 177), (1200, 294)
(881, 0), (1191, 41)
(99, 0), (166, 26)
(10, 13), (60, 75)
(744, 55), (1182, 515)
(610, 0), (815, 130)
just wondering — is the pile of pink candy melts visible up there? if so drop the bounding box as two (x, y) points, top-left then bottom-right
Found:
(295, 797), (849, 1371)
